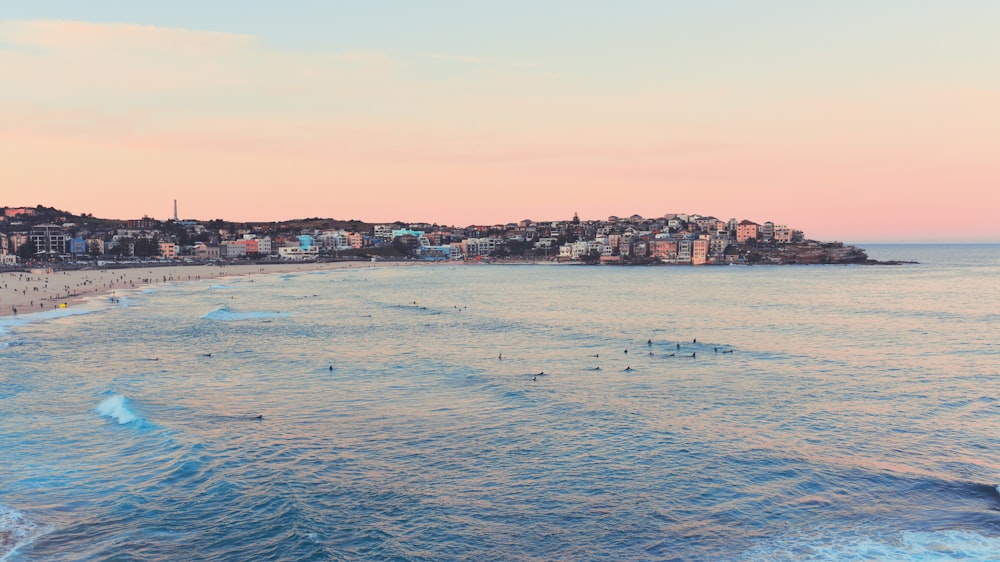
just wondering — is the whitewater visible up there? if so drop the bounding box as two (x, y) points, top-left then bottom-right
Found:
(1, 244), (998, 561)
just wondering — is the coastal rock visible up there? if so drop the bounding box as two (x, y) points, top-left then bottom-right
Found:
(747, 241), (871, 265)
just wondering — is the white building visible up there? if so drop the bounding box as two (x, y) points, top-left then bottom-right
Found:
(222, 243), (247, 259)
(278, 246), (319, 260)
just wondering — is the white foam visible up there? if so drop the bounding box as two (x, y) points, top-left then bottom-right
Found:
(0, 505), (43, 561)
(746, 529), (1000, 561)
(96, 395), (139, 424)
(199, 306), (287, 321)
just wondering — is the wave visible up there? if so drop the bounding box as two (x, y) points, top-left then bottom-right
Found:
(744, 529), (1000, 561)
(0, 504), (46, 561)
(0, 305), (101, 328)
(199, 306), (288, 322)
(96, 394), (140, 425)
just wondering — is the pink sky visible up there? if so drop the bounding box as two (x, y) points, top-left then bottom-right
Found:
(1, 18), (998, 242)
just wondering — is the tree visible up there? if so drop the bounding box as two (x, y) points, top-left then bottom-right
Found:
(133, 235), (161, 258)
(505, 240), (528, 257)
(109, 237), (133, 257)
(391, 235), (419, 257)
(17, 240), (36, 260)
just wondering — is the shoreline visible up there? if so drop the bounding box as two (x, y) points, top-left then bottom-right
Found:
(0, 260), (426, 318)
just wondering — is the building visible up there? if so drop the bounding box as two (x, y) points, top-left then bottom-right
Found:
(193, 243), (221, 261)
(159, 242), (178, 259)
(736, 220), (760, 244)
(692, 238), (710, 265)
(30, 224), (67, 258)
(4, 207), (36, 218)
(69, 236), (87, 256)
(277, 246), (319, 260)
(773, 224), (792, 243)
(127, 216), (159, 231)
(221, 242), (248, 259)
(464, 237), (504, 257)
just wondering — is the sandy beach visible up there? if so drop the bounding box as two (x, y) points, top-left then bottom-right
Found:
(0, 260), (424, 318)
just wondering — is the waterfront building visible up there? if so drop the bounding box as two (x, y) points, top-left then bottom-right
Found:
(761, 221), (775, 241)
(30, 224), (67, 258)
(159, 242), (177, 259)
(677, 238), (693, 262)
(465, 237), (504, 257)
(373, 224), (395, 243)
(736, 220), (760, 244)
(87, 238), (105, 256)
(692, 238), (710, 265)
(193, 243), (221, 261)
(69, 236), (87, 256)
(221, 242), (247, 259)
(650, 240), (677, 261)
(774, 224), (792, 243)
(277, 246), (319, 260)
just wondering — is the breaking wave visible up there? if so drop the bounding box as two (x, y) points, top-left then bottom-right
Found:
(743, 529), (1000, 561)
(199, 306), (288, 321)
(96, 395), (140, 425)
(0, 504), (46, 561)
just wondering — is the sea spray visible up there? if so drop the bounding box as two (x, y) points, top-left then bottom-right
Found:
(96, 395), (139, 425)
(0, 504), (44, 561)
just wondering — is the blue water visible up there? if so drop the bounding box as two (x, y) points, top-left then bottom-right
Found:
(2, 245), (999, 561)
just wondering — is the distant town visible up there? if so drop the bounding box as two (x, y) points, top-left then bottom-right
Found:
(0, 204), (872, 267)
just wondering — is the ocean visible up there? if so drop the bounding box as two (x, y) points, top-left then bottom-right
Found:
(2, 244), (998, 561)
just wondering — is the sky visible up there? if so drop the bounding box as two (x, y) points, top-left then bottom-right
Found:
(1, 1), (997, 242)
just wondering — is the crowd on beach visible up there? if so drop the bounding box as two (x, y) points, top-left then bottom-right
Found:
(0, 261), (422, 318)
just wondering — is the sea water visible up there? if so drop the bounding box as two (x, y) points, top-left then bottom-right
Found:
(1, 245), (998, 561)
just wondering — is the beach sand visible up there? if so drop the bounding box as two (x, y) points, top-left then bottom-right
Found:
(0, 260), (422, 318)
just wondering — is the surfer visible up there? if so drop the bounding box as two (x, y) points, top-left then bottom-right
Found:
(255, 414), (263, 419)
(624, 366), (632, 371)
(329, 365), (333, 371)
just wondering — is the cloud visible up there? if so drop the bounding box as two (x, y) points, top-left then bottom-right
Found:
(0, 20), (256, 55)
(423, 52), (537, 68)
(0, 20), (397, 104)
